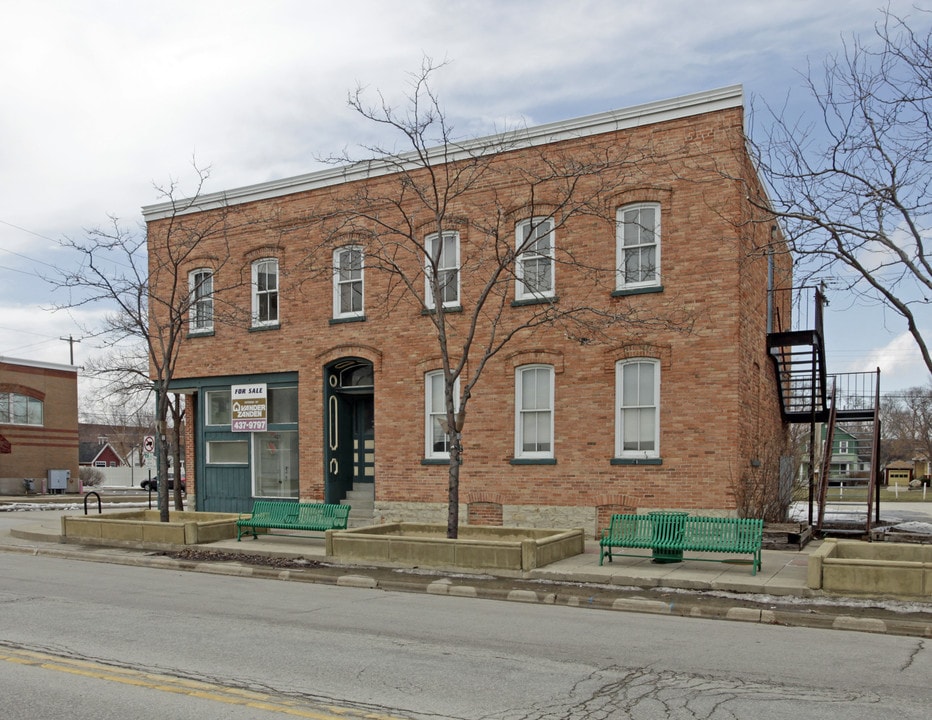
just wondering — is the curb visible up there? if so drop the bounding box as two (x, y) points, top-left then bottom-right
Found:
(3, 540), (931, 638)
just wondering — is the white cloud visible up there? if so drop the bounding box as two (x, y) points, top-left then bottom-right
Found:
(856, 331), (930, 390)
(0, 0), (926, 410)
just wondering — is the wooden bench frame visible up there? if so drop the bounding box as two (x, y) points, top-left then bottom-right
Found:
(236, 500), (350, 541)
(599, 513), (764, 575)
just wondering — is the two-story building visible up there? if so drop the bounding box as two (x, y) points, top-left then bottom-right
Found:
(143, 86), (790, 536)
(0, 356), (79, 494)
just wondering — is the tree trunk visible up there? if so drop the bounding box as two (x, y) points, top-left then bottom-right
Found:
(447, 441), (461, 539)
(171, 395), (184, 511)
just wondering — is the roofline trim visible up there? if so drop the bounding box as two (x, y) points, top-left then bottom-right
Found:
(142, 85), (743, 221)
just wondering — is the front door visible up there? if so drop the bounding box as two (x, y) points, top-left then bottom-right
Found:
(324, 359), (374, 504)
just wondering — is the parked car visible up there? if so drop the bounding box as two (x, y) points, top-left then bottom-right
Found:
(140, 478), (186, 493)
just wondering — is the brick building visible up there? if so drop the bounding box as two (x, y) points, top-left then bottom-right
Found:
(143, 86), (790, 535)
(0, 357), (79, 494)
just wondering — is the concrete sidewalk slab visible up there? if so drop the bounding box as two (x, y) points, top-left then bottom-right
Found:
(3, 505), (932, 638)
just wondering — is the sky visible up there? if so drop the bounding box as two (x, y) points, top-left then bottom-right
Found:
(0, 0), (929, 411)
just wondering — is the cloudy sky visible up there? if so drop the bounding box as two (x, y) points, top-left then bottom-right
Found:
(0, 0), (928, 402)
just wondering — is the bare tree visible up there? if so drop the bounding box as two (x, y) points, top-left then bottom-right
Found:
(881, 384), (932, 471)
(304, 62), (692, 538)
(750, 6), (932, 374)
(51, 167), (242, 519)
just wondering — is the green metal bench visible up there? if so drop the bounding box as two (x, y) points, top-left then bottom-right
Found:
(599, 513), (764, 575)
(236, 500), (350, 541)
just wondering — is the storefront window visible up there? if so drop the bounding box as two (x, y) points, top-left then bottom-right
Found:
(206, 440), (248, 464)
(268, 387), (298, 424)
(254, 431), (299, 497)
(206, 390), (231, 426)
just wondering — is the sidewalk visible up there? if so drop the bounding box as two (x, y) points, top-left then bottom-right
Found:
(2, 496), (930, 637)
(1, 496), (813, 596)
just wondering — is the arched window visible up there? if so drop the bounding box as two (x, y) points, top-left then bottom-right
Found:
(615, 359), (660, 458)
(515, 217), (555, 300)
(0, 392), (44, 426)
(188, 268), (214, 333)
(425, 370), (460, 458)
(424, 231), (460, 308)
(251, 258), (279, 327)
(333, 246), (364, 318)
(616, 203), (660, 290)
(515, 365), (554, 459)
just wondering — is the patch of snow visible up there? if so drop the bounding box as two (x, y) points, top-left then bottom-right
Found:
(890, 521), (932, 535)
(0, 501), (150, 512)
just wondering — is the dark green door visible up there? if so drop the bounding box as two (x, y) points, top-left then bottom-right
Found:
(324, 359), (374, 504)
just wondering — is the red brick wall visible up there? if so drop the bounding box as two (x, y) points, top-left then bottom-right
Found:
(149, 103), (786, 517)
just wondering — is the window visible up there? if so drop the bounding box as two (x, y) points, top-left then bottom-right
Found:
(189, 269), (214, 333)
(616, 359), (660, 458)
(0, 392), (43, 426)
(252, 258), (279, 327)
(94, 461), (107, 468)
(616, 203), (660, 289)
(268, 387), (298, 424)
(425, 370), (460, 458)
(515, 365), (554, 458)
(516, 218), (554, 300)
(254, 431), (299, 497)
(333, 246), (364, 318)
(424, 232), (460, 308)
(206, 440), (248, 464)
(205, 390), (231, 426)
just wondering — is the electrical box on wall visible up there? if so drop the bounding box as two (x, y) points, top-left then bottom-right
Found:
(47, 469), (70, 494)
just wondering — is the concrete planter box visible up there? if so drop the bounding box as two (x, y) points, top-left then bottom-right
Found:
(808, 539), (932, 599)
(326, 523), (585, 572)
(62, 510), (239, 548)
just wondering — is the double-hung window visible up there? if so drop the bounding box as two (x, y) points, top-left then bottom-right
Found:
(189, 269), (214, 333)
(425, 370), (460, 459)
(616, 203), (660, 290)
(616, 359), (660, 458)
(516, 218), (555, 300)
(424, 231), (460, 308)
(252, 258), (279, 327)
(515, 365), (554, 459)
(333, 246), (364, 318)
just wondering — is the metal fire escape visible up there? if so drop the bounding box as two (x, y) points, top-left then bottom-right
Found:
(767, 287), (882, 536)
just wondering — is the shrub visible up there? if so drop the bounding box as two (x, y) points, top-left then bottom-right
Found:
(79, 467), (105, 487)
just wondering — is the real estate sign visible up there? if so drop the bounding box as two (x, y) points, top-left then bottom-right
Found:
(231, 383), (267, 433)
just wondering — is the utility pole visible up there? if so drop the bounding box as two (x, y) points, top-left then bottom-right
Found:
(60, 335), (81, 365)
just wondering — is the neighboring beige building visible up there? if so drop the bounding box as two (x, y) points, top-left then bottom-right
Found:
(0, 357), (79, 494)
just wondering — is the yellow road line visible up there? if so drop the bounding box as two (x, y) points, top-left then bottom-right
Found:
(0, 645), (407, 720)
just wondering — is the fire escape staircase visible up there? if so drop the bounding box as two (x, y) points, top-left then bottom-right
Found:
(767, 288), (882, 536)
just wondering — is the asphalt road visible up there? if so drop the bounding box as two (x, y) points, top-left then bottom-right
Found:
(1, 552), (930, 719)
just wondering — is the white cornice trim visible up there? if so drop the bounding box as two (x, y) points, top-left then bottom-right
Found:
(142, 85), (743, 221)
(0, 356), (78, 373)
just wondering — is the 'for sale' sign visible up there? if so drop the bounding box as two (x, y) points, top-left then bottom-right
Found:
(231, 384), (267, 433)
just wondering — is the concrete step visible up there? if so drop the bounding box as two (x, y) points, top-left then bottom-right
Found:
(341, 484), (375, 525)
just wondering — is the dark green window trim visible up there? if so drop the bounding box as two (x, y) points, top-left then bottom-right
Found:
(511, 296), (558, 308)
(510, 457), (557, 465)
(421, 458), (451, 466)
(186, 330), (215, 339)
(612, 285), (663, 298)
(329, 315), (366, 325)
(421, 305), (463, 315)
(611, 457), (663, 466)
(248, 323), (281, 333)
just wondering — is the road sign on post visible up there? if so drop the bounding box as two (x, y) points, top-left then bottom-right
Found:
(143, 435), (155, 453)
